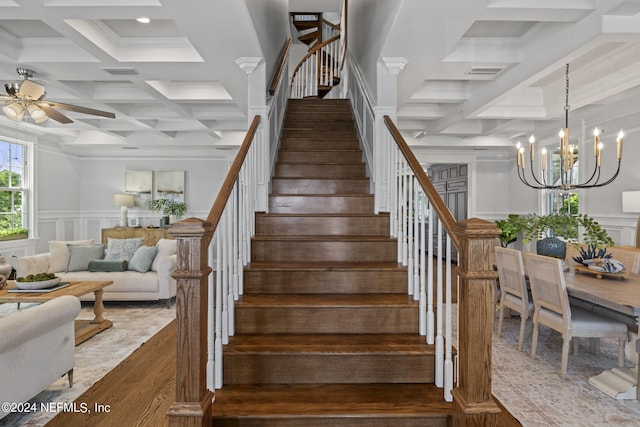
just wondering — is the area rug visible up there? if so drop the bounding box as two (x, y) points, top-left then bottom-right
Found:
(493, 315), (640, 426)
(0, 300), (175, 427)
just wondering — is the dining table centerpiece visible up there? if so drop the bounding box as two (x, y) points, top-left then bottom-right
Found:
(500, 213), (615, 261)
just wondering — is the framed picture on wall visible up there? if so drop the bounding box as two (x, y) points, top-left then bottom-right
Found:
(156, 170), (185, 203)
(128, 217), (140, 227)
(125, 170), (153, 207)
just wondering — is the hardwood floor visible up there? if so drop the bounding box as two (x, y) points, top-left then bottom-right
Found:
(46, 321), (176, 427)
(45, 317), (520, 427)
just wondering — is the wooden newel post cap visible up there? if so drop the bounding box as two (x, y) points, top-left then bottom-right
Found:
(167, 217), (213, 239)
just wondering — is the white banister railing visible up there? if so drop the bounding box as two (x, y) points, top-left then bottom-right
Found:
(290, 35), (341, 99)
(347, 57), (457, 401)
(205, 50), (290, 390)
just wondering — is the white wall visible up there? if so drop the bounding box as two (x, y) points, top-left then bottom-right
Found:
(34, 146), (232, 253)
(245, 0), (291, 83)
(347, 0), (401, 104)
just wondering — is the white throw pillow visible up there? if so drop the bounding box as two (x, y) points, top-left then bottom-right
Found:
(104, 238), (144, 262)
(151, 238), (177, 272)
(48, 239), (94, 273)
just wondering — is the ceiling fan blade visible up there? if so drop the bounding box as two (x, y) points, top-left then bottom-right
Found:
(41, 101), (115, 119)
(38, 104), (73, 124)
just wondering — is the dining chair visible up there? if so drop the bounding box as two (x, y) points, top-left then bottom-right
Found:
(495, 247), (534, 351)
(524, 252), (628, 378)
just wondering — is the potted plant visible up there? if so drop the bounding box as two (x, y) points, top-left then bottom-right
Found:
(495, 214), (525, 248)
(148, 198), (170, 227)
(519, 213), (614, 260)
(148, 198), (187, 226)
(0, 227), (29, 241)
(165, 201), (187, 223)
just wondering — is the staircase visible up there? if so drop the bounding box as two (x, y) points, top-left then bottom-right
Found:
(291, 13), (322, 47)
(210, 98), (452, 426)
(289, 13), (342, 99)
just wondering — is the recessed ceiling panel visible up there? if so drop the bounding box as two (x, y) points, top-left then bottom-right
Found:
(103, 19), (183, 37)
(0, 19), (61, 37)
(146, 80), (232, 100)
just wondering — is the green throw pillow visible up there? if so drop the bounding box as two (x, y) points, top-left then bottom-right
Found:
(67, 244), (105, 272)
(128, 245), (159, 273)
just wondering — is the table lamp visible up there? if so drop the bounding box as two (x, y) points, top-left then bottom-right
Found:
(622, 191), (640, 249)
(114, 193), (135, 227)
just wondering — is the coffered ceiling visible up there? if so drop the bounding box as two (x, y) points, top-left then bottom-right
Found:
(383, 0), (640, 152)
(1, 0), (640, 159)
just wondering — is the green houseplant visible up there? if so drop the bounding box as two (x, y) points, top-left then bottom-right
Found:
(495, 214), (525, 247)
(496, 213), (614, 259)
(0, 227), (29, 241)
(148, 198), (187, 225)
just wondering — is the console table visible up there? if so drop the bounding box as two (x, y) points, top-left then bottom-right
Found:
(101, 226), (172, 247)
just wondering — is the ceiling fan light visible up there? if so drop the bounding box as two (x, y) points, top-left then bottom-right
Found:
(3, 102), (24, 121)
(27, 104), (48, 123)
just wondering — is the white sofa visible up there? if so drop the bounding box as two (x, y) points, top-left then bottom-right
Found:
(0, 295), (81, 420)
(13, 239), (178, 307)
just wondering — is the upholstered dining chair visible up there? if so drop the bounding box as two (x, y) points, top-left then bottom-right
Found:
(524, 252), (628, 378)
(495, 247), (534, 351)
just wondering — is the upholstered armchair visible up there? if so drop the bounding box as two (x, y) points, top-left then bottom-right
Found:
(0, 295), (81, 419)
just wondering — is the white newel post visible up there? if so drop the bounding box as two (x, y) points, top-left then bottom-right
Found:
(375, 57), (408, 213)
(236, 57), (270, 213)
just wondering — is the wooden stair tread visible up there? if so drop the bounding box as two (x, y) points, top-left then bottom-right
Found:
(246, 261), (402, 270)
(226, 333), (435, 353)
(256, 212), (387, 218)
(237, 293), (417, 306)
(278, 149), (361, 153)
(251, 235), (394, 241)
(270, 176), (369, 181)
(270, 193), (371, 196)
(212, 384), (452, 416)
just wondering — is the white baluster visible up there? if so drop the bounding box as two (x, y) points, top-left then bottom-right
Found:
(226, 202), (235, 338)
(427, 204), (434, 344)
(232, 183), (239, 301)
(444, 234), (454, 402)
(413, 178), (420, 300)
(407, 174), (413, 294)
(402, 162), (408, 266)
(390, 145), (397, 237)
(215, 229), (224, 388)
(207, 240), (215, 390)
(419, 192), (427, 336)
(435, 219), (444, 387)
(221, 208), (229, 345)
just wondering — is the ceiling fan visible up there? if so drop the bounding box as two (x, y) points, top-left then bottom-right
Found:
(1, 67), (115, 124)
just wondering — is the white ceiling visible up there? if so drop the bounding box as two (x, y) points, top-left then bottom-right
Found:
(2, 0), (640, 159)
(383, 0), (640, 152)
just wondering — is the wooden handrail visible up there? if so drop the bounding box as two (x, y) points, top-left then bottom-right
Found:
(204, 115), (261, 246)
(268, 38), (291, 96)
(290, 34), (341, 83)
(380, 116), (501, 425)
(383, 115), (460, 249)
(321, 18), (340, 31)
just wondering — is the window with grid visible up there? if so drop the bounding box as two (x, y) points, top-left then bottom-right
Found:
(0, 140), (28, 237)
(547, 146), (579, 216)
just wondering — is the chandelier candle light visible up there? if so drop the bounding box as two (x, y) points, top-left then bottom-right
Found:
(516, 64), (624, 190)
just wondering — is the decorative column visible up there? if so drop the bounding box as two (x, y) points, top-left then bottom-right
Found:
(166, 218), (214, 427)
(375, 57), (408, 213)
(451, 218), (502, 426)
(236, 57), (269, 213)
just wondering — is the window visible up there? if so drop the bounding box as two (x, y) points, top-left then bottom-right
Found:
(547, 145), (579, 215)
(0, 140), (28, 236)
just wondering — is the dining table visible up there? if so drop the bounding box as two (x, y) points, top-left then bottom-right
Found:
(563, 268), (640, 399)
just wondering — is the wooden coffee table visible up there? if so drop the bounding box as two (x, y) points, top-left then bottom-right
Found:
(0, 280), (113, 345)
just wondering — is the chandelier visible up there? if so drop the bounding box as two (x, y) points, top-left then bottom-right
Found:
(516, 63), (624, 190)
